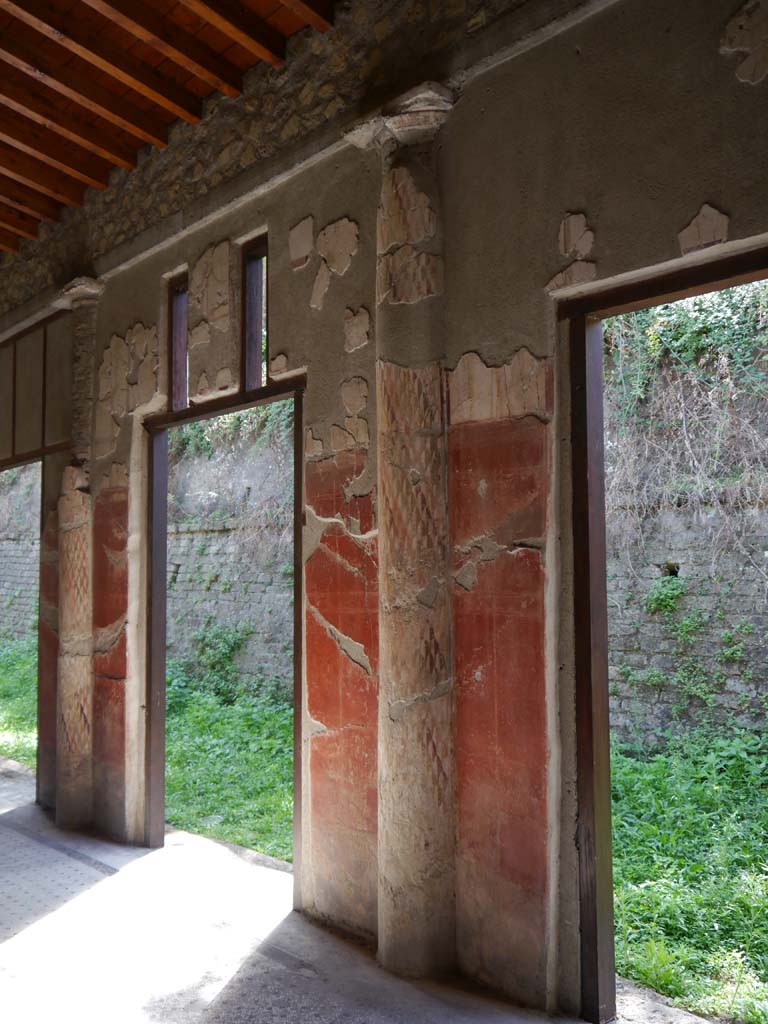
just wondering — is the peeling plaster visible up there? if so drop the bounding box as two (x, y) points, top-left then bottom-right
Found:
(341, 376), (368, 415)
(305, 428), (324, 458)
(330, 424), (358, 452)
(453, 561), (478, 591)
(94, 323), (159, 460)
(317, 217), (359, 275)
(388, 679), (452, 722)
(378, 166), (437, 254)
(557, 212), (594, 259)
(289, 215), (314, 269)
(187, 240), (235, 398)
(417, 577), (441, 607)
(309, 603), (372, 675)
(377, 245), (444, 305)
(721, 1), (768, 84)
(310, 260), (332, 310)
(344, 307), (371, 352)
(449, 349), (550, 424)
(547, 213), (597, 292)
(677, 203), (729, 255)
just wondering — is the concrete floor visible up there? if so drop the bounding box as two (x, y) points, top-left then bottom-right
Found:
(0, 757), (574, 1024)
(0, 758), (706, 1024)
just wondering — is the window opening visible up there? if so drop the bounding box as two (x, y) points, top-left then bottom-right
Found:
(170, 280), (189, 412)
(244, 242), (267, 391)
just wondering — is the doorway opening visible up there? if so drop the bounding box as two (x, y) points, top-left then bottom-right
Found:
(0, 461), (41, 773)
(149, 396), (298, 865)
(568, 267), (768, 1024)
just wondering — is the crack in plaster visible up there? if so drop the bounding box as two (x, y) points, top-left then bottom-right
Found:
(308, 603), (372, 676)
(388, 678), (452, 722)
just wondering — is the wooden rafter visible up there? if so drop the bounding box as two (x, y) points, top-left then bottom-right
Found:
(80, 0), (242, 99)
(0, 65), (136, 170)
(0, 172), (60, 221)
(0, 0), (336, 256)
(0, 0), (201, 124)
(0, 202), (38, 240)
(0, 142), (85, 205)
(0, 108), (111, 190)
(0, 226), (20, 253)
(276, 0), (333, 33)
(0, 23), (168, 147)
(176, 0), (286, 66)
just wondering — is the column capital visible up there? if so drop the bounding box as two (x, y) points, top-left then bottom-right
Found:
(346, 82), (455, 156)
(54, 276), (104, 310)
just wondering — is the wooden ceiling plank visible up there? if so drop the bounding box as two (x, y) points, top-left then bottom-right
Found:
(0, 202), (38, 240)
(0, 173), (59, 220)
(0, 226), (20, 253)
(0, 108), (111, 189)
(0, 141), (85, 205)
(0, 0), (202, 124)
(81, 0), (242, 98)
(0, 25), (169, 147)
(0, 67), (136, 170)
(274, 0), (333, 32)
(176, 0), (286, 66)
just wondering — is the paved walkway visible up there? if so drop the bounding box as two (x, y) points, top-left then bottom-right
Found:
(0, 757), (709, 1024)
(0, 757), (572, 1024)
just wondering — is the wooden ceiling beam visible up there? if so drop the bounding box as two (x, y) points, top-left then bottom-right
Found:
(80, 0), (242, 99)
(0, 109), (111, 190)
(0, 24), (168, 147)
(0, 227), (20, 253)
(0, 202), (38, 240)
(0, 65), (136, 170)
(0, 172), (59, 220)
(0, 142), (85, 206)
(276, 0), (333, 33)
(0, 0), (202, 124)
(176, 0), (286, 67)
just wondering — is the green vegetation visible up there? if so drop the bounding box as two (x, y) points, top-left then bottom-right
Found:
(613, 728), (768, 1023)
(168, 402), (293, 461)
(0, 630), (293, 861)
(0, 635), (37, 768)
(165, 623), (293, 860)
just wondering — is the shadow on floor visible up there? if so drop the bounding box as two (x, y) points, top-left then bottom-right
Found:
(197, 911), (562, 1024)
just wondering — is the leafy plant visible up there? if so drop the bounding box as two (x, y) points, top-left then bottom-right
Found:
(613, 727), (768, 1024)
(644, 576), (687, 615)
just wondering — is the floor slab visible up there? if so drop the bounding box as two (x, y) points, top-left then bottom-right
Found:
(0, 757), (572, 1024)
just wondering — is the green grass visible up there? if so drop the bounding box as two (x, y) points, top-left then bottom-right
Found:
(165, 666), (293, 860)
(0, 631), (293, 861)
(613, 728), (768, 1023)
(0, 634), (37, 768)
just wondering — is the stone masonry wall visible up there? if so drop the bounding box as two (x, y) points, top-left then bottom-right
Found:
(608, 506), (768, 747)
(167, 519), (293, 693)
(0, 463), (41, 639)
(166, 429), (294, 696)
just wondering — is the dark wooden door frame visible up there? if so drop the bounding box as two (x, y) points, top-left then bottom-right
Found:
(560, 243), (768, 1024)
(144, 378), (305, 909)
